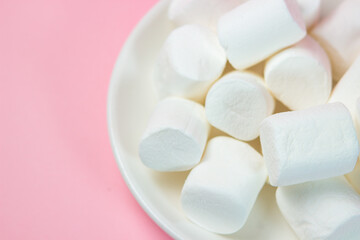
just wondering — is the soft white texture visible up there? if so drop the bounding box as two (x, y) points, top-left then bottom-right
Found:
(296, 0), (321, 28)
(154, 24), (226, 102)
(276, 177), (360, 240)
(265, 36), (332, 110)
(329, 55), (360, 136)
(260, 102), (360, 186)
(311, 0), (360, 81)
(205, 71), (274, 141)
(168, 0), (247, 31)
(218, 0), (306, 70)
(181, 136), (267, 234)
(139, 97), (210, 171)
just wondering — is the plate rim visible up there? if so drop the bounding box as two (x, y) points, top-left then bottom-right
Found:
(107, 0), (179, 239)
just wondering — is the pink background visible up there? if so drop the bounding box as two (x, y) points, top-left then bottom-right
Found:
(0, 0), (171, 239)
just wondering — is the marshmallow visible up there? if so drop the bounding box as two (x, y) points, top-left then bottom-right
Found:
(168, 0), (247, 31)
(329, 55), (360, 129)
(276, 177), (360, 240)
(260, 102), (359, 186)
(265, 36), (332, 110)
(296, 0), (321, 28)
(181, 136), (267, 234)
(312, 0), (360, 81)
(205, 71), (275, 141)
(139, 97), (210, 171)
(218, 0), (306, 70)
(154, 24), (226, 102)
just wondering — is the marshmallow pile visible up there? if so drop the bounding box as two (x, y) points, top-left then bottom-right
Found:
(137, 0), (360, 237)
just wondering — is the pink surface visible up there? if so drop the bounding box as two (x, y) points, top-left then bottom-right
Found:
(0, 0), (171, 239)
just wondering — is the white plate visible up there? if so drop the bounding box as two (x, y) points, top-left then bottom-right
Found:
(107, 0), (338, 239)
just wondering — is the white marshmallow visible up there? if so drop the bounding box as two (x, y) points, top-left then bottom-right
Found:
(218, 0), (306, 70)
(312, 0), (360, 81)
(260, 102), (359, 186)
(168, 0), (247, 31)
(154, 24), (226, 102)
(296, 0), (321, 28)
(276, 177), (360, 240)
(181, 136), (267, 234)
(329, 55), (360, 129)
(139, 97), (210, 171)
(205, 71), (275, 141)
(265, 36), (332, 110)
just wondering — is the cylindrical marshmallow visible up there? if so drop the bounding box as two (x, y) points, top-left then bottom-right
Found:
(311, 0), (360, 81)
(139, 97), (210, 171)
(329, 55), (360, 125)
(276, 177), (360, 240)
(168, 0), (247, 31)
(181, 136), (267, 234)
(296, 0), (321, 28)
(205, 71), (275, 141)
(260, 102), (360, 186)
(154, 24), (226, 102)
(218, 0), (306, 70)
(265, 36), (332, 110)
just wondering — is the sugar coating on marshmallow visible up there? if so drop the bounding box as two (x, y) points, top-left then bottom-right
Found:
(168, 0), (247, 31)
(329, 55), (360, 122)
(154, 24), (226, 102)
(311, 0), (360, 81)
(260, 102), (359, 186)
(265, 36), (332, 110)
(139, 97), (209, 171)
(181, 136), (267, 234)
(276, 177), (360, 240)
(205, 71), (274, 141)
(296, 0), (321, 28)
(218, 0), (306, 69)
